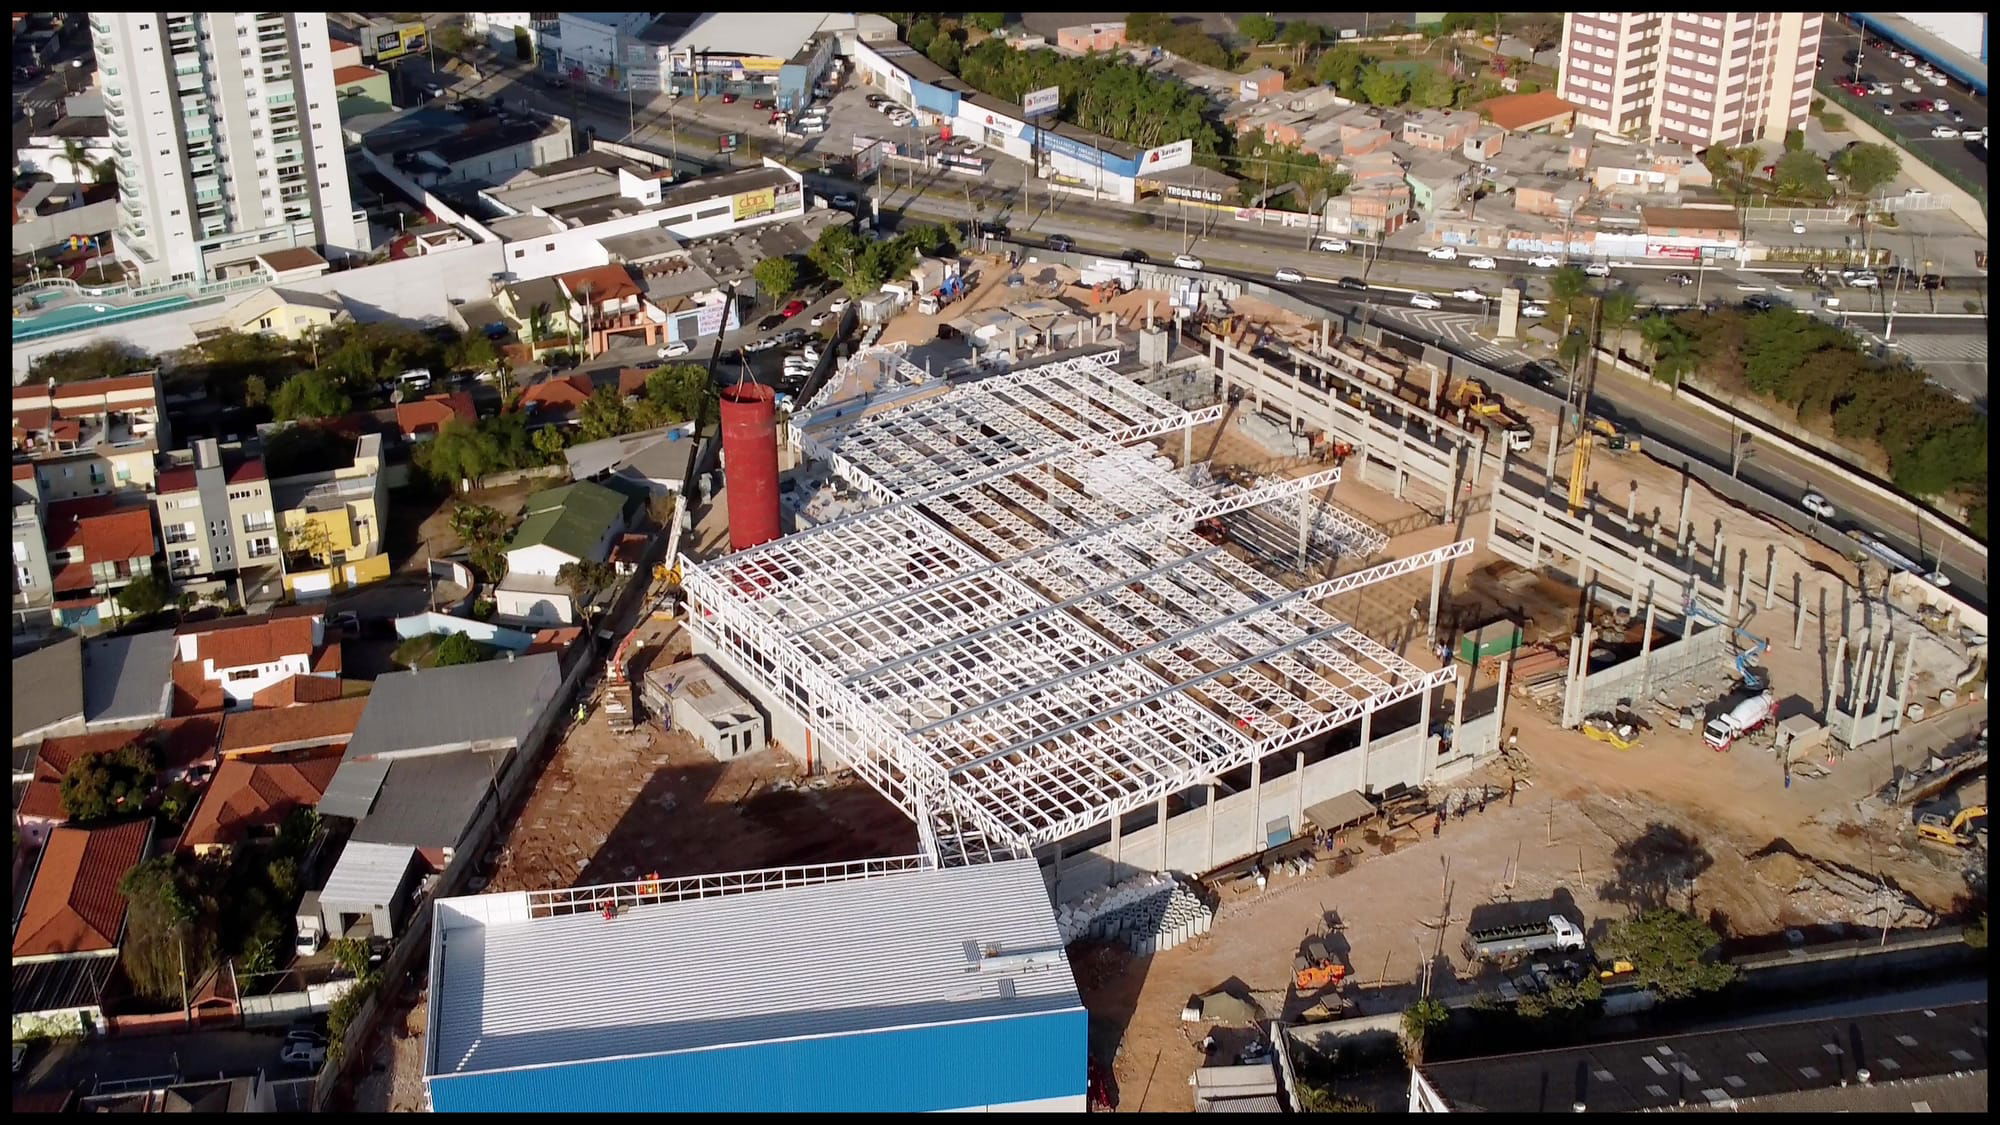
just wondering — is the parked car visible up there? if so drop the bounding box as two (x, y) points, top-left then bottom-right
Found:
(1467, 255), (1497, 270)
(1426, 245), (1459, 261)
(977, 221), (1010, 238)
(1878, 102), (1894, 115)
(1791, 220), (1808, 234)
(1409, 292), (1443, 309)
(1847, 273), (1880, 288)
(865, 93), (888, 108)
(1667, 272), (1694, 286)
(1934, 98), (1952, 113)
(1121, 248), (1151, 263)
(1931, 125), (1960, 139)
(828, 192), (856, 208)
(745, 336), (784, 352)
(1743, 295), (1775, 311)
(1336, 276), (1367, 291)
(659, 340), (692, 359)
(1920, 273), (1945, 290)
(1583, 263), (1612, 278)
(1801, 491), (1836, 520)
(768, 109), (786, 125)
(1451, 287), (1487, 301)
(827, 296), (851, 313)
(1046, 233), (1076, 252)
(780, 298), (808, 318)
(281, 1043), (328, 1068)
(1527, 254), (1561, 269)
(285, 1028), (329, 1047)
(1313, 237), (1349, 253)
(1172, 252), (1205, 270)
(752, 98), (771, 110)
(720, 92), (738, 104)
(756, 312), (785, 331)
(1273, 266), (1305, 283)
(1520, 303), (1549, 318)
(810, 309), (837, 326)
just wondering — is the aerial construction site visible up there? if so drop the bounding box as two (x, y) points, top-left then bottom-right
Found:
(456, 250), (1985, 1113)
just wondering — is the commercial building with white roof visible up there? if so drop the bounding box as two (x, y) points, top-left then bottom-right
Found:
(423, 857), (1086, 1113)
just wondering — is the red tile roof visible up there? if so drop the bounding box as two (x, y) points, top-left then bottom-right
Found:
(179, 747), (343, 850)
(13, 462), (34, 480)
(19, 716), (225, 821)
(332, 64), (385, 85)
(256, 248), (328, 273)
(46, 500), (155, 564)
(227, 458), (267, 483)
(155, 465), (199, 494)
(394, 391), (477, 437)
(217, 696), (367, 756)
(615, 368), (650, 398)
(194, 616), (318, 671)
(170, 660), (227, 716)
(12, 820), (153, 958)
(558, 264), (643, 304)
(1478, 91), (1583, 132)
(49, 373), (158, 399)
(249, 673), (349, 708)
(522, 373), (594, 409)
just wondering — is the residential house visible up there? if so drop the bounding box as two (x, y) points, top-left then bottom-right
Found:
(1640, 204), (1744, 258)
(1588, 140), (1714, 195)
(1514, 179), (1592, 220)
(1463, 126), (1506, 163)
(1401, 109), (1482, 153)
(10, 631), (178, 750)
(191, 285), (351, 342)
(1055, 21), (1125, 53)
(563, 424), (703, 498)
(1227, 87), (1344, 148)
(318, 652), (564, 870)
(403, 222), (475, 255)
(493, 274), (580, 353)
(629, 256), (740, 348)
(253, 247), (332, 284)
(12, 819), (154, 1038)
(217, 696), (368, 758)
(1476, 91), (1583, 135)
(333, 62), (394, 119)
(179, 745), (344, 856)
(495, 480), (628, 626)
(152, 437), (284, 594)
(394, 392), (478, 441)
(16, 718), (222, 844)
(11, 371), (169, 503)
(521, 373), (597, 428)
(12, 464), (56, 630)
(1406, 159), (1474, 215)
(1238, 67), (1286, 102)
(11, 636), (85, 747)
(271, 433), (391, 596)
(1323, 182), (1413, 239)
(557, 263), (660, 358)
(42, 496), (157, 630)
(173, 610), (340, 710)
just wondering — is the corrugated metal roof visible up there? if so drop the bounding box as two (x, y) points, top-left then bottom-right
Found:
(430, 859), (1080, 1079)
(319, 841), (417, 910)
(340, 652), (562, 763)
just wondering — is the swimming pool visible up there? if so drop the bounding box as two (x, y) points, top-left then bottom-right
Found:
(12, 293), (200, 342)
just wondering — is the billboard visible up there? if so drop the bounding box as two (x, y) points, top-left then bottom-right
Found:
(1023, 85), (1060, 117)
(1165, 182), (1227, 204)
(372, 21), (428, 63)
(732, 187), (777, 222)
(697, 298), (729, 338)
(854, 139), (887, 180)
(717, 133), (741, 154)
(1141, 139), (1194, 173)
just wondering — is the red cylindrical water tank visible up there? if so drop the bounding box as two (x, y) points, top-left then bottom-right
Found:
(939, 123), (953, 141)
(718, 382), (782, 552)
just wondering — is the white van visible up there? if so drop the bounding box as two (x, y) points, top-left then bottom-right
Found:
(397, 368), (432, 393)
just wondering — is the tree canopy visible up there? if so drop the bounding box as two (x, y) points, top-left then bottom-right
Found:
(1773, 150), (1831, 198)
(1597, 908), (1736, 1000)
(447, 502), (513, 583)
(119, 855), (200, 1003)
(1239, 15), (1278, 44)
(28, 341), (156, 386)
(433, 632), (488, 667)
(1835, 142), (1901, 194)
(115, 573), (169, 619)
(955, 38), (1225, 159)
(61, 741), (158, 824)
(270, 370), (352, 421)
(752, 255), (801, 303)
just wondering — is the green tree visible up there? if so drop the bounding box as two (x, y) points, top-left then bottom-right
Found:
(330, 936), (374, 979)
(270, 370), (352, 421)
(577, 386), (635, 443)
(1597, 908), (1737, 1000)
(646, 364), (711, 422)
(278, 807), (320, 854)
(244, 375), (269, 409)
(532, 424), (568, 460)
(1515, 79), (1541, 95)
(1360, 65), (1410, 107)
(968, 13), (1006, 34)
(809, 224), (875, 294)
(1835, 142), (1901, 194)
(449, 333), (498, 374)
(1892, 420), (1987, 497)
(1401, 998), (1449, 1061)
(1279, 20), (1324, 69)
(448, 502), (513, 582)
(1782, 127), (1805, 153)
(266, 856), (300, 902)
(1548, 266), (1592, 336)
(1514, 973), (1604, 1019)
(28, 341), (156, 385)
(114, 572), (169, 619)
(1773, 150), (1831, 198)
(1315, 45), (1367, 93)
(433, 632), (487, 667)
(1410, 66), (1457, 109)
(927, 32), (962, 73)
(61, 741), (159, 823)
(416, 419), (494, 487)
(556, 559), (617, 609)
(280, 519), (335, 568)
(753, 255), (801, 304)
(159, 779), (198, 826)
(1239, 14), (1279, 44)
(1600, 289), (1640, 356)
(120, 855), (200, 1004)
(908, 16), (937, 53)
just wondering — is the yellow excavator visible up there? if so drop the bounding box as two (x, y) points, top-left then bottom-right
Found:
(1916, 805), (1987, 850)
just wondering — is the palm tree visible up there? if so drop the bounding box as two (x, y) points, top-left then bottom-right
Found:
(1548, 266), (1590, 337)
(528, 302), (553, 345)
(573, 281), (597, 359)
(60, 138), (91, 183)
(91, 157), (118, 188)
(1637, 312), (1678, 365)
(1600, 290), (1640, 359)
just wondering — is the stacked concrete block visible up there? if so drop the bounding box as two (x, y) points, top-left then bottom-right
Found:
(1057, 873), (1215, 954)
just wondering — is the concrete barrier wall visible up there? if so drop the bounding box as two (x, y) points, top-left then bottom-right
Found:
(1576, 626), (1728, 718)
(11, 199), (120, 255)
(393, 610), (535, 652)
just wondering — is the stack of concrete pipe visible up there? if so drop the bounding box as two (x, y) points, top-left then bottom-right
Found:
(1057, 873), (1215, 954)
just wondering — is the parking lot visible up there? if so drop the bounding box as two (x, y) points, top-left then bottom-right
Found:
(1819, 22), (1989, 188)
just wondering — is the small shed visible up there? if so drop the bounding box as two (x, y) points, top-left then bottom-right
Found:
(1774, 713), (1830, 763)
(1304, 790), (1377, 833)
(318, 841), (420, 941)
(640, 656), (766, 760)
(1238, 67), (1285, 102)
(1192, 1063), (1281, 1112)
(1457, 618), (1524, 664)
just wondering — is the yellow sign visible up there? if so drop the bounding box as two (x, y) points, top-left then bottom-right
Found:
(732, 187), (776, 222)
(372, 20), (428, 63)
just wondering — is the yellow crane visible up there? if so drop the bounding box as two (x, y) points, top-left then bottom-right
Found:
(1568, 433), (1594, 514)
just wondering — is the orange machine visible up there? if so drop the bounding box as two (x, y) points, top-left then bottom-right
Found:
(1293, 940), (1348, 991)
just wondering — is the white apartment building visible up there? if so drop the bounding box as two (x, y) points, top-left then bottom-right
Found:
(91, 12), (361, 287)
(1557, 12), (1822, 149)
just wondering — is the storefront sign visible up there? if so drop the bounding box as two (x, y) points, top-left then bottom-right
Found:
(1141, 139), (1194, 173)
(1647, 243), (1700, 261)
(1023, 85), (1060, 117)
(853, 140), (887, 179)
(717, 133), (741, 154)
(733, 187), (777, 222)
(371, 21), (428, 62)
(697, 299), (728, 337)
(1164, 183), (1226, 204)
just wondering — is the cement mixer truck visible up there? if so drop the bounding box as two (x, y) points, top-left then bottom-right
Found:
(1703, 690), (1776, 751)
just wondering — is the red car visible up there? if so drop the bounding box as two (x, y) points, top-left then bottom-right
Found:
(781, 299), (807, 319)
(752, 98), (772, 110)
(1845, 82), (1868, 96)
(720, 92), (738, 104)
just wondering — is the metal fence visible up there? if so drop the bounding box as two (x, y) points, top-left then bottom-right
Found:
(523, 855), (933, 919)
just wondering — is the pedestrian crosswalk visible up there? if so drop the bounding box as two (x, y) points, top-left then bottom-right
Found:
(1849, 330), (1987, 363)
(1378, 306), (1532, 369)
(18, 96), (60, 112)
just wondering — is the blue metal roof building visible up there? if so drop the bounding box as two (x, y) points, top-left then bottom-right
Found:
(1846, 13), (1988, 96)
(423, 858), (1088, 1113)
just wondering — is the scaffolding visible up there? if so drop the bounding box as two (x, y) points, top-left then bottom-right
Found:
(684, 350), (1467, 865)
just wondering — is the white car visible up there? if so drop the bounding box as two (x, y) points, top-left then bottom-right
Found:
(1801, 491), (1836, 520)
(1923, 570), (1952, 589)
(1426, 245), (1459, 261)
(281, 1043), (328, 1068)
(810, 309), (837, 326)
(1791, 220), (1807, 234)
(1527, 255), (1561, 269)
(1409, 292), (1443, 309)
(1870, 82), (1894, 95)
(1314, 237), (1349, 253)
(1173, 252), (1205, 270)
(1902, 55), (1917, 68)
(1934, 99), (1952, 113)
(1273, 267), (1305, 283)
(1451, 287), (1487, 301)
(1467, 256), (1498, 270)
(1931, 125), (1960, 139)
(657, 341), (692, 359)
(1583, 263), (1612, 278)
(827, 297), (850, 313)
(745, 336), (783, 353)
(829, 193), (857, 208)
(1927, 72), (1947, 87)
(1520, 303), (1549, 318)
(1848, 273), (1880, 288)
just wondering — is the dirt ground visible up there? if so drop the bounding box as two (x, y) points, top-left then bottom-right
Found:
(402, 477), (554, 574)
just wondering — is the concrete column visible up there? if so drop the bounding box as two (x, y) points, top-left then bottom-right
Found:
(1639, 594), (1659, 696)
(1578, 512), (1596, 588)
(1629, 542), (1647, 615)
(1293, 750), (1307, 832)
(1830, 634), (1849, 711)
(1487, 449), (1506, 544)
(1158, 795), (1170, 871)
(1792, 574), (1806, 650)
(1426, 559), (1443, 645)
(1575, 620), (1596, 725)
(1357, 711), (1374, 794)
(1677, 471), (1693, 545)
(1051, 842), (1064, 882)
(1393, 429), (1408, 500)
(1249, 755), (1263, 856)
(1452, 661), (1468, 727)
(1894, 643), (1915, 716)
(1205, 783), (1217, 872)
(1493, 652), (1512, 750)
(1853, 644), (1876, 717)
(1713, 526), (1726, 584)
(1427, 367), (1440, 414)
(1625, 481), (1639, 526)
(1183, 423), (1192, 467)
(1110, 808), (1123, 866)
(1764, 547), (1778, 610)
(1298, 495), (1311, 571)
(1418, 686), (1434, 781)
(1533, 429), (1559, 565)
(1563, 631), (1585, 728)
(1875, 639), (1896, 712)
